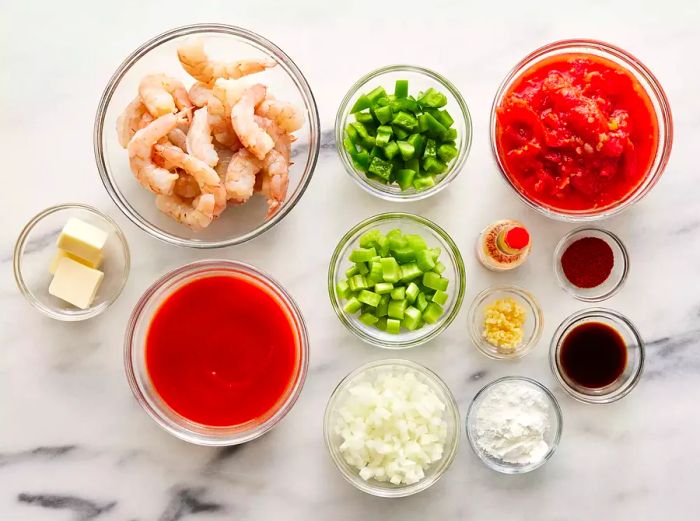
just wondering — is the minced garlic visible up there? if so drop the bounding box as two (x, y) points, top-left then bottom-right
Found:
(482, 298), (526, 352)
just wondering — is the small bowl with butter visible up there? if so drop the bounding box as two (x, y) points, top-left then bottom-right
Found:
(14, 203), (130, 321)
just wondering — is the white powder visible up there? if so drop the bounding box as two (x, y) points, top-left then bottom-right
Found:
(473, 380), (551, 465)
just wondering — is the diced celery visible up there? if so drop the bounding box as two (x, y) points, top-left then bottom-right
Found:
(415, 249), (436, 272)
(384, 141), (400, 159)
(429, 247), (442, 259)
(423, 271), (449, 291)
(375, 282), (394, 294)
(349, 247), (376, 263)
(433, 261), (446, 274)
(431, 289), (448, 306)
(359, 230), (382, 248)
(367, 86), (387, 105)
(375, 317), (388, 331)
(348, 274), (368, 292)
(395, 79), (409, 99)
(400, 263), (422, 282)
(390, 286), (406, 301)
(336, 280), (351, 299)
(387, 233), (407, 250)
(354, 262), (369, 275)
(344, 297), (362, 314)
(359, 313), (379, 326)
(405, 234), (427, 251)
(416, 292), (429, 312)
(413, 176), (435, 191)
(350, 95), (371, 113)
(380, 257), (401, 283)
(358, 290), (381, 307)
(402, 306), (422, 331)
(391, 111), (419, 131)
(388, 299), (407, 320)
(397, 141), (415, 160)
(376, 294), (390, 317)
(392, 247), (415, 264)
(373, 105), (393, 125)
(405, 282), (420, 304)
(386, 318), (401, 334)
(368, 156), (393, 180)
(345, 265), (359, 278)
(396, 169), (416, 191)
(369, 261), (383, 281)
(422, 302), (444, 324)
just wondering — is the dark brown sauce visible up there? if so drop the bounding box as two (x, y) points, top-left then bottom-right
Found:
(559, 322), (627, 388)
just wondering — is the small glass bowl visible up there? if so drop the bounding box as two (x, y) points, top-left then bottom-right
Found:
(124, 259), (309, 445)
(466, 376), (562, 474)
(490, 39), (673, 221)
(328, 213), (466, 349)
(13, 204), (130, 321)
(554, 227), (629, 302)
(467, 285), (543, 360)
(324, 359), (460, 497)
(550, 308), (644, 404)
(336, 65), (472, 202)
(94, 23), (320, 248)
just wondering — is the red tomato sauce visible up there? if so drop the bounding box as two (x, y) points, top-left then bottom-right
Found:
(495, 53), (659, 212)
(146, 275), (301, 427)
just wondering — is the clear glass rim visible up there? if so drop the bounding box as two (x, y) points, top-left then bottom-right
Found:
(553, 226), (630, 302)
(323, 358), (460, 497)
(123, 259), (310, 445)
(549, 307), (645, 404)
(467, 284), (544, 360)
(335, 64), (473, 202)
(327, 212), (466, 349)
(93, 23), (320, 249)
(13, 203), (131, 321)
(489, 38), (674, 222)
(465, 376), (563, 474)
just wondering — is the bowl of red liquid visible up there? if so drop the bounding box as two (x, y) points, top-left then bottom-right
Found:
(125, 259), (309, 445)
(490, 39), (673, 221)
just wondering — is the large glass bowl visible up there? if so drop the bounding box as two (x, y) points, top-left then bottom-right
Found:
(94, 24), (320, 248)
(336, 65), (472, 202)
(328, 213), (466, 349)
(490, 39), (673, 222)
(124, 259), (309, 445)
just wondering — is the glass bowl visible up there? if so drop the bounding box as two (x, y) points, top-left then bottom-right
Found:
(336, 65), (472, 202)
(550, 308), (644, 404)
(324, 359), (460, 497)
(554, 227), (629, 302)
(490, 39), (673, 222)
(124, 259), (309, 445)
(466, 376), (562, 474)
(328, 213), (466, 349)
(467, 285), (543, 360)
(13, 203), (130, 321)
(94, 23), (320, 248)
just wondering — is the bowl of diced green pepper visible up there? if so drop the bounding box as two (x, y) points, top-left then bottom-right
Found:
(336, 65), (472, 201)
(329, 213), (466, 349)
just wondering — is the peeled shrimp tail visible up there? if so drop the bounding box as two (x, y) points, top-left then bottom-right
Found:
(139, 74), (193, 118)
(186, 107), (218, 167)
(260, 149), (289, 218)
(116, 97), (148, 148)
(225, 149), (263, 203)
(256, 97), (304, 133)
(231, 84), (274, 160)
(156, 193), (215, 231)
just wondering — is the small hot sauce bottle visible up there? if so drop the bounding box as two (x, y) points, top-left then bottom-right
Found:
(476, 219), (531, 271)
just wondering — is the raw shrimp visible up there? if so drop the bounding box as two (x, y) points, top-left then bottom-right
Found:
(156, 193), (215, 231)
(167, 128), (188, 151)
(208, 78), (248, 148)
(177, 37), (276, 85)
(186, 107), (218, 167)
(189, 82), (213, 107)
(154, 144), (226, 217)
(214, 146), (234, 181)
(116, 97), (148, 148)
(139, 74), (193, 118)
(256, 97), (304, 133)
(127, 112), (185, 194)
(173, 173), (200, 199)
(231, 84), (274, 160)
(259, 150), (289, 218)
(255, 116), (291, 159)
(225, 148), (263, 203)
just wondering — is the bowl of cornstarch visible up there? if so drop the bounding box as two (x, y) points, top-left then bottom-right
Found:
(466, 376), (562, 474)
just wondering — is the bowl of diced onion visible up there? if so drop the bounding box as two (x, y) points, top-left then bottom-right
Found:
(323, 359), (460, 497)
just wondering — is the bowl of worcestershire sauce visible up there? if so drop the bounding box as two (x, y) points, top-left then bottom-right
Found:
(125, 260), (309, 445)
(550, 308), (644, 404)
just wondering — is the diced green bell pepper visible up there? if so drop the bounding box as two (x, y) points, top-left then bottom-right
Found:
(437, 144), (459, 163)
(413, 176), (435, 191)
(397, 141), (415, 160)
(418, 87), (448, 108)
(384, 141), (400, 160)
(373, 105), (393, 125)
(394, 79), (409, 99)
(375, 125), (393, 147)
(392, 111), (419, 131)
(366, 86), (387, 106)
(392, 125), (410, 140)
(396, 169), (416, 190)
(368, 156), (393, 180)
(423, 156), (448, 175)
(350, 95), (371, 113)
(355, 112), (375, 125)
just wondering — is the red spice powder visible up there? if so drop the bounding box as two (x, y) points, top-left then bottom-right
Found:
(561, 237), (614, 289)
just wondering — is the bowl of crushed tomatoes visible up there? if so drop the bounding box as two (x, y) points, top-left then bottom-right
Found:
(491, 39), (673, 221)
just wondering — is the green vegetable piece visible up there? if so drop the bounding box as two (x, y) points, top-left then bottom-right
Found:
(350, 95), (371, 113)
(392, 247), (415, 264)
(402, 306), (423, 331)
(355, 112), (375, 125)
(405, 234), (427, 251)
(418, 87), (448, 108)
(384, 141), (400, 160)
(375, 316), (388, 330)
(369, 261), (383, 280)
(345, 265), (359, 278)
(423, 271), (449, 291)
(387, 233), (407, 250)
(388, 299), (407, 320)
(351, 150), (371, 172)
(394, 79), (409, 99)
(437, 109), (454, 127)
(386, 318), (401, 334)
(437, 144), (459, 163)
(349, 247), (376, 263)
(345, 124), (361, 144)
(375, 282), (394, 295)
(373, 105), (393, 125)
(416, 292), (429, 312)
(433, 261), (446, 274)
(367, 86), (387, 105)
(354, 262), (369, 275)
(404, 158), (420, 176)
(358, 289), (381, 307)
(443, 127), (457, 141)
(413, 176), (435, 191)
(432, 289), (448, 306)
(359, 312), (379, 326)
(348, 274), (368, 292)
(359, 230), (382, 248)
(376, 294), (390, 317)
(391, 111), (419, 131)
(392, 126), (410, 140)
(336, 280), (351, 299)
(369, 145), (383, 158)
(391, 96), (420, 114)
(400, 263), (422, 282)
(397, 141), (415, 160)
(423, 156), (447, 175)
(390, 286), (406, 301)
(423, 138), (437, 159)
(406, 134), (426, 158)
(381, 257), (401, 283)
(396, 169), (416, 191)
(422, 302), (444, 324)
(419, 112), (448, 139)
(368, 156), (393, 180)
(375, 126), (393, 147)
(405, 282), (420, 304)
(343, 297), (362, 314)
(415, 249), (436, 272)
(429, 247), (441, 259)
(350, 121), (369, 139)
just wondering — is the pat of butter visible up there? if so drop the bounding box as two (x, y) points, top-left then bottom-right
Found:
(49, 248), (101, 275)
(49, 257), (104, 309)
(56, 218), (108, 266)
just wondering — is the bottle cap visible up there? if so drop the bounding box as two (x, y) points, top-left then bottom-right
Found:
(504, 226), (530, 250)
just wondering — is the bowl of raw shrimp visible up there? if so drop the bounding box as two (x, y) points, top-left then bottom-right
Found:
(94, 23), (320, 248)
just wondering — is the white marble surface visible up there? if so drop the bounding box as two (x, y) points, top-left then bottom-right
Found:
(2, 0), (699, 519)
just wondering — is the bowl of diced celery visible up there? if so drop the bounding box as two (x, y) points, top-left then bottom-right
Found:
(336, 65), (472, 201)
(329, 213), (466, 349)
